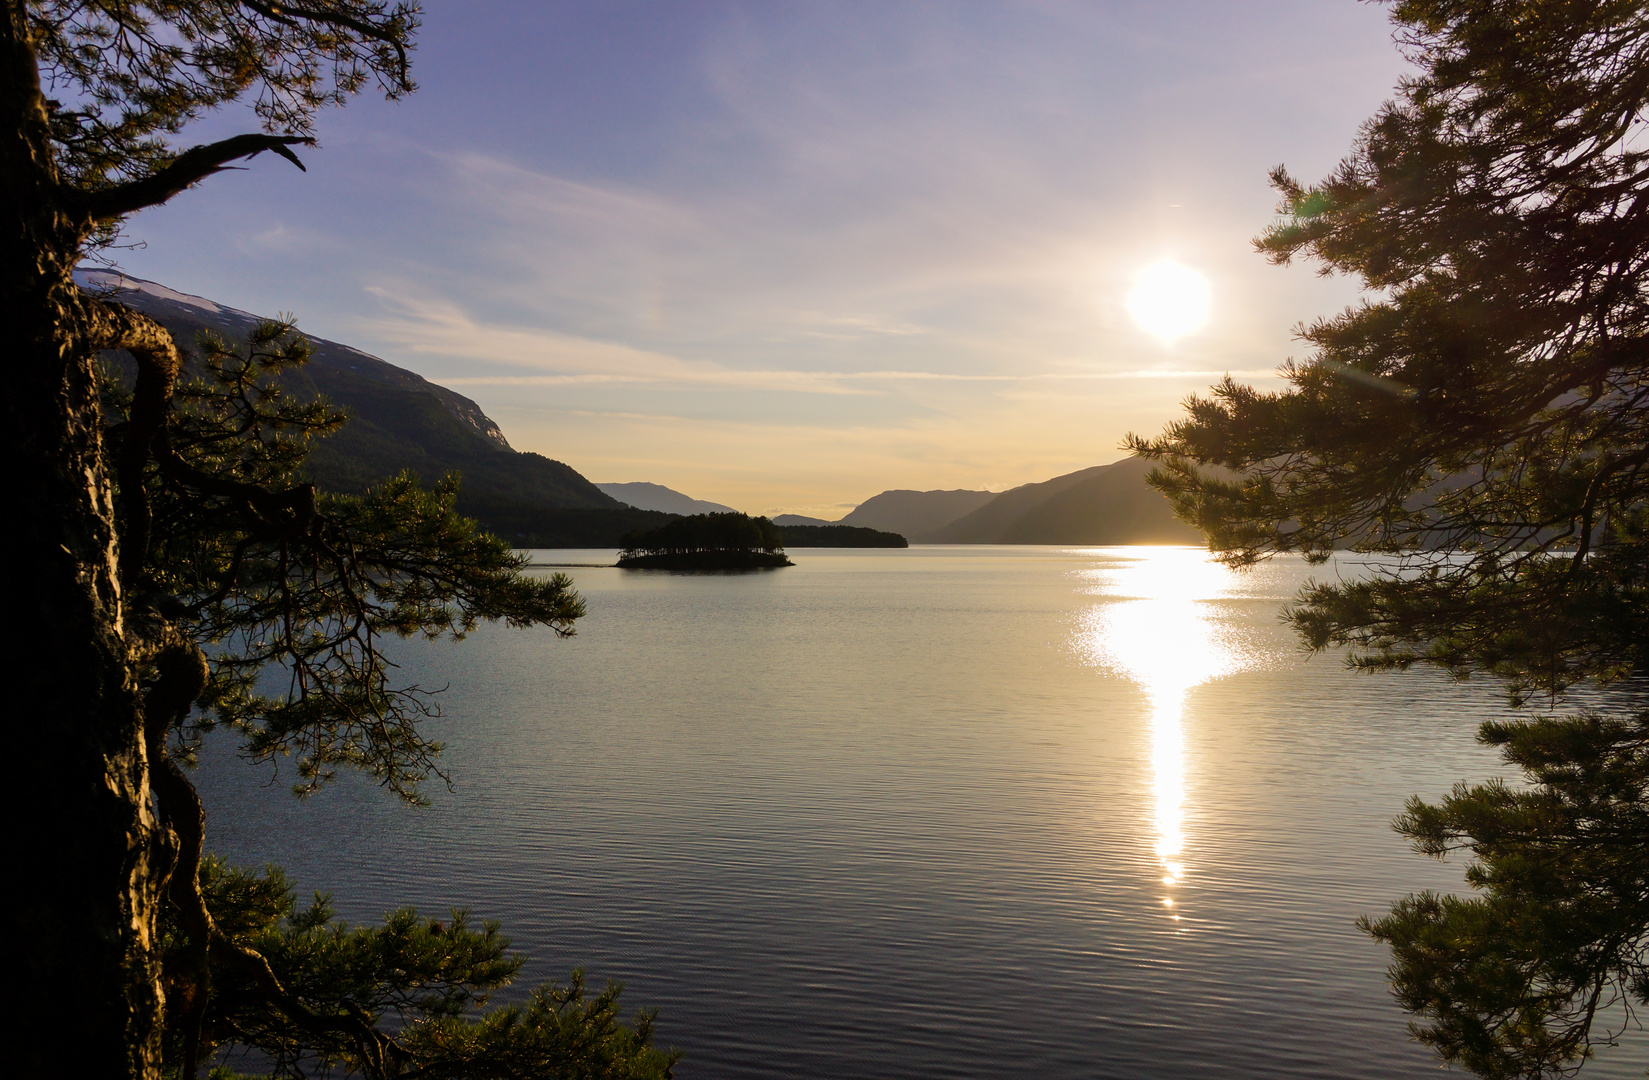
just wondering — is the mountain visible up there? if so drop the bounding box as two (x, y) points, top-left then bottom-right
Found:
(79, 273), (1197, 549)
(919, 456), (1200, 544)
(838, 489), (997, 536)
(915, 467), (1104, 543)
(78, 270), (666, 545)
(597, 482), (737, 515)
(827, 461), (1194, 545)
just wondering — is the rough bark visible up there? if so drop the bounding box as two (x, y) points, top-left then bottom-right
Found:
(0, 5), (167, 1076)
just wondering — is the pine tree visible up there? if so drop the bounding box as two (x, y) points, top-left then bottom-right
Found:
(1, 5), (668, 1077)
(1129, 2), (1649, 1074)
(106, 309), (672, 1079)
(177, 856), (672, 1079)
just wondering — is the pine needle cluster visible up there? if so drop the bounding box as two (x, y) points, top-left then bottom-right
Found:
(1130, 3), (1649, 1074)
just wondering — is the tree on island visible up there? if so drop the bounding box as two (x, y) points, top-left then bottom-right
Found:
(1131, 2), (1649, 1075)
(4, 4), (671, 1077)
(618, 512), (793, 569)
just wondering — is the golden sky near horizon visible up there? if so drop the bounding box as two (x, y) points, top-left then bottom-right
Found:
(119, 1), (1406, 518)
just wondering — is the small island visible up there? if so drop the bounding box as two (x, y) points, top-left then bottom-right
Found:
(617, 512), (795, 570)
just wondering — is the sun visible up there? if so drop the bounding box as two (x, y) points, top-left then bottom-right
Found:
(1127, 261), (1211, 342)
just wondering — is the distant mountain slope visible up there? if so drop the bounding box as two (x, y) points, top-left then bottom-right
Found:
(920, 457), (1201, 545)
(917, 468), (1106, 542)
(772, 513), (836, 527)
(838, 488), (997, 536)
(471, 505), (678, 548)
(78, 271), (623, 525)
(597, 482), (737, 515)
(994, 456), (1203, 544)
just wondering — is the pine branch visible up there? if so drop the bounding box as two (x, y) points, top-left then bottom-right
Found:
(79, 133), (313, 221)
(237, 0), (414, 90)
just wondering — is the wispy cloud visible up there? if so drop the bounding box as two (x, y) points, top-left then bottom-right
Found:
(352, 288), (894, 396)
(120, 0), (1405, 509)
(358, 283), (1280, 398)
(441, 368), (1280, 388)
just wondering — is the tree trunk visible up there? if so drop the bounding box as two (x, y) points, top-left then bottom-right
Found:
(0, 6), (166, 1077)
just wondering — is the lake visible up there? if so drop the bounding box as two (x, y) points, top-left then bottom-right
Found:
(194, 545), (1643, 1078)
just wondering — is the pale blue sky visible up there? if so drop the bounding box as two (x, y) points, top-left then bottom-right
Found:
(116, 1), (1408, 516)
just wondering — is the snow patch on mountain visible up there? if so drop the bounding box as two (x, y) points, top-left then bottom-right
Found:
(75, 269), (227, 315)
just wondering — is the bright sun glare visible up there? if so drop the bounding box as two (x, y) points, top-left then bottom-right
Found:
(1076, 548), (1253, 920)
(1127, 261), (1211, 342)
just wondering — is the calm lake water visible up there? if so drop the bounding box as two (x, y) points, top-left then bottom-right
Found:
(195, 545), (1643, 1079)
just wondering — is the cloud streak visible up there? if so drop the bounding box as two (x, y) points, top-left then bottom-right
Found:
(117, 0), (1408, 509)
(441, 368), (1281, 388)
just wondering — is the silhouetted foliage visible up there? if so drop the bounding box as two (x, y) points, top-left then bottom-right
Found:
(6, 4), (447, 1074)
(103, 321), (586, 799)
(109, 323), (675, 1079)
(2, 3), (675, 1075)
(1361, 715), (1649, 1080)
(1130, 2), (1649, 1074)
(161, 858), (675, 1079)
(621, 511), (784, 557)
(618, 512), (792, 569)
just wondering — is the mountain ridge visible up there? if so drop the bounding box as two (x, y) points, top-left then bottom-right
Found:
(838, 488), (997, 536)
(917, 457), (1200, 545)
(78, 270), (616, 516)
(597, 482), (737, 516)
(82, 272), (1197, 549)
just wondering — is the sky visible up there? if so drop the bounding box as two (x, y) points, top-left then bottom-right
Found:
(115, 0), (1411, 518)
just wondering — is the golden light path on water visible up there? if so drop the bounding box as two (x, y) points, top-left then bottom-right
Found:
(1076, 548), (1254, 920)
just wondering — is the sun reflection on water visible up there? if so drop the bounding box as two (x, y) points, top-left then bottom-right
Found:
(1074, 548), (1253, 919)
